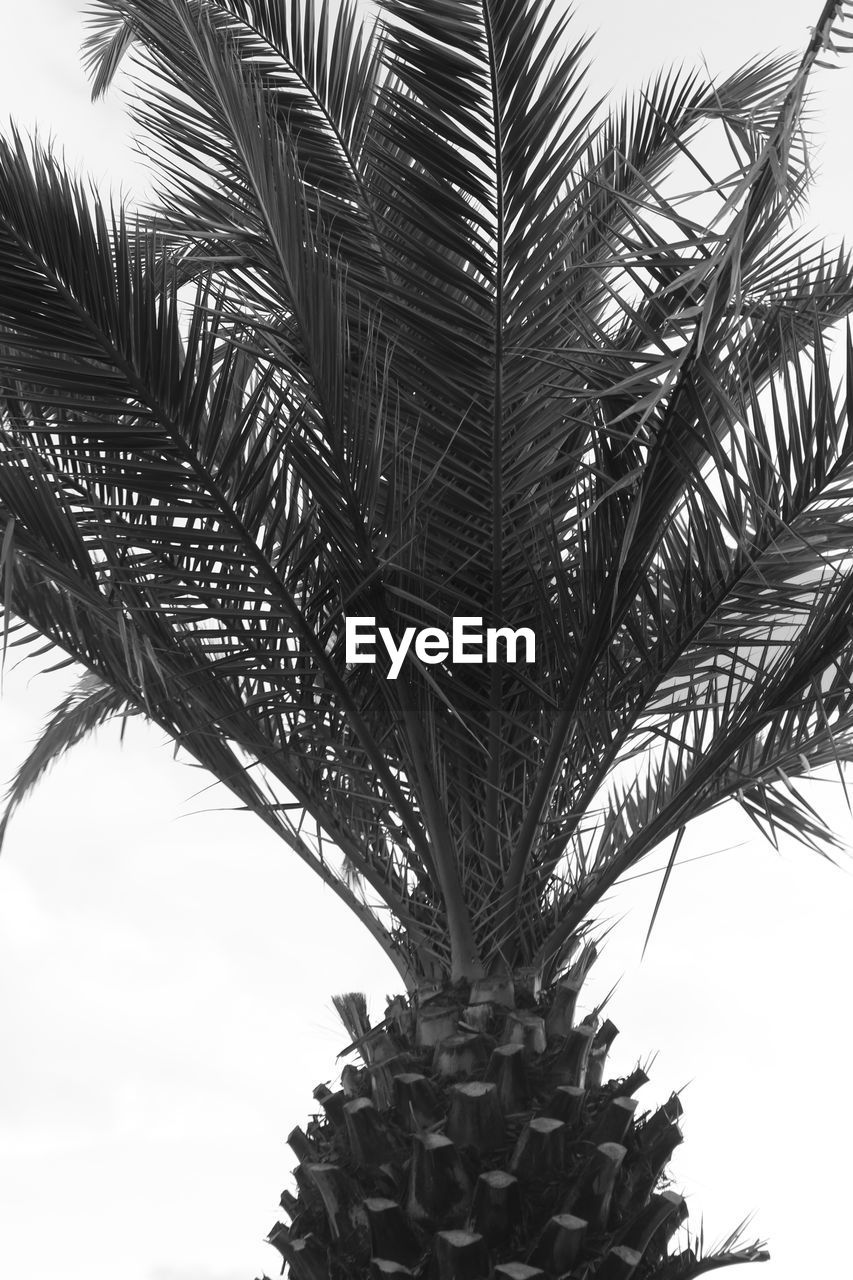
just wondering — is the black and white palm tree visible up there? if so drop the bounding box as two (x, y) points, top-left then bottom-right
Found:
(2, 1), (853, 1275)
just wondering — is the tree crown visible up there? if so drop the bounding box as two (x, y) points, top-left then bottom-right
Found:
(1, 0), (853, 986)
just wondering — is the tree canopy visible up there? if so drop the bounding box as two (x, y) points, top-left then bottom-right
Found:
(1, 0), (853, 985)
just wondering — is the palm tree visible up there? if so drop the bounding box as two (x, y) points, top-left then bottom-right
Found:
(2, 0), (853, 1274)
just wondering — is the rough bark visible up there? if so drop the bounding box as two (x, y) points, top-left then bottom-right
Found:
(266, 971), (767, 1280)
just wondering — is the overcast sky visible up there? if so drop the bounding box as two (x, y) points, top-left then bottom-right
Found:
(1, 3), (853, 1279)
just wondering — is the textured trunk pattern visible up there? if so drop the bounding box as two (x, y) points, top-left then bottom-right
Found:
(263, 964), (766, 1280)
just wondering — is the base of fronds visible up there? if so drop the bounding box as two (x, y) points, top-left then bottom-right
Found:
(260, 961), (768, 1280)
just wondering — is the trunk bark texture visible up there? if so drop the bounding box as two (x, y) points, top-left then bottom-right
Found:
(263, 961), (767, 1280)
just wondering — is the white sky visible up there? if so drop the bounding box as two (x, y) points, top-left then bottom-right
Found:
(1, 3), (853, 1279)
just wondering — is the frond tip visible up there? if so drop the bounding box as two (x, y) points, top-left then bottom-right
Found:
(81, 2), (135, 100)
(0, 672), (137, 852)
